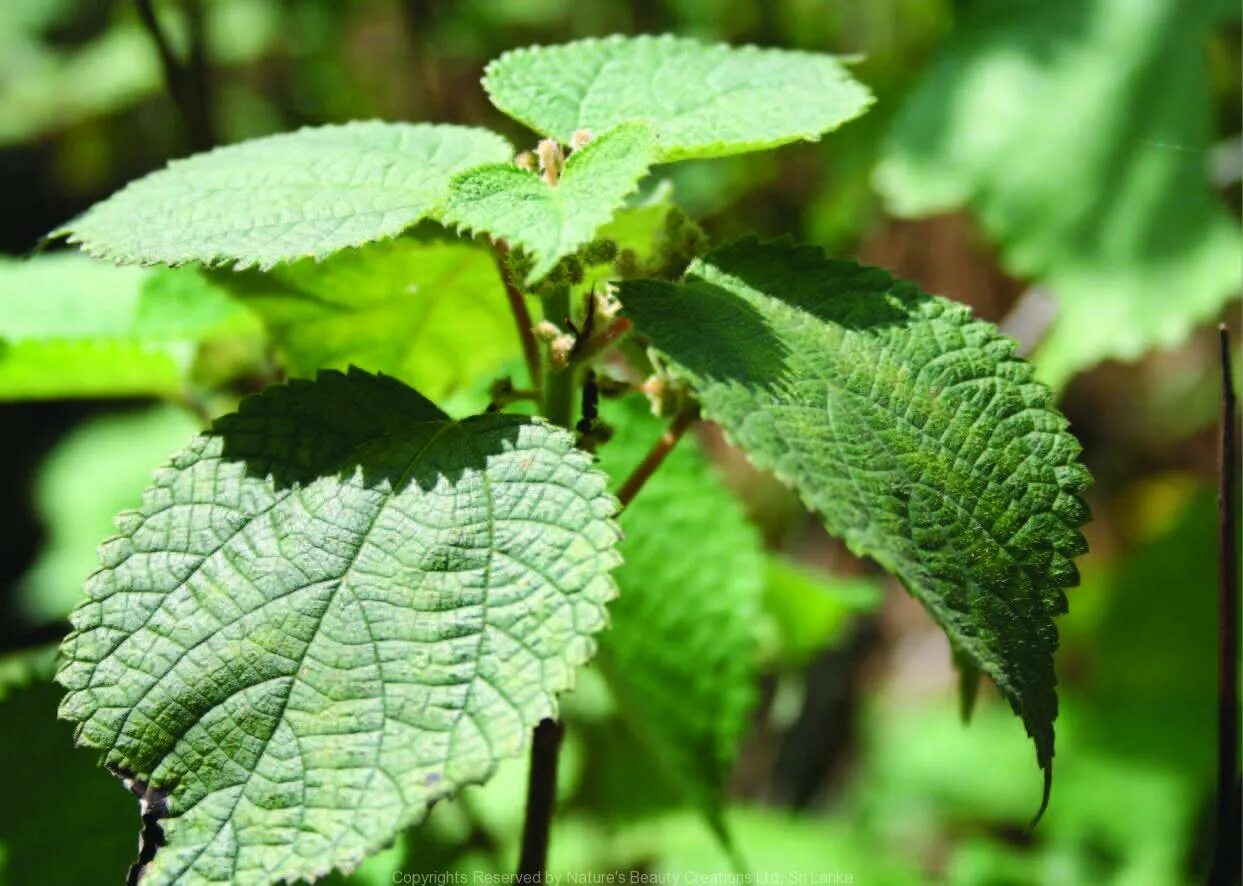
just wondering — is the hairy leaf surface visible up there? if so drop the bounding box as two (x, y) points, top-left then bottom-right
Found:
(596, 396), (763, 841)
(875, 0), (1242, 384)
(619, 238), (1090, 810)
(58, 369), (620, 884)
(0, 254), (258, 399)
(216, 239), (517, 401)
(483, 35), (872, 162)
(442, 122), (656, 283)
(58, 123), (513, 268)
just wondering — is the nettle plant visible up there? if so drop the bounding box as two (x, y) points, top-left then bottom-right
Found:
(50, 35), (1090, 885)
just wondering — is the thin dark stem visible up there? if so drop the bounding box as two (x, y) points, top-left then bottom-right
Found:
(494, 244), (541, 391)
(516, 288), (578, 878)
(517, 718), (563, 877)
(134, 0), (214, 150)
(1212, 324), (1240, 886)
(616, 407), (697, 509)
(134, 0), (182, 103)
(182, 0), (214, 149)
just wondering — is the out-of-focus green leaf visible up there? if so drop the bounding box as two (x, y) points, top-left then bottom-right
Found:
(1075, 487), (1221, 766)
(217, 238), (518, 402)
(0, 664), (135, 885)
(876, 0), (1243, 385)
(18, 405), (200, 623)
(860, 489), (1225, 884)
(0, 254), (259, 399)
(594, 396), (764, 844)
(862, 698), (1202, 885)
(759, 558), (882, 666)
(0, 644), (57, 700)
(0, 0), (280, 145)
(616, 807), (918, 882)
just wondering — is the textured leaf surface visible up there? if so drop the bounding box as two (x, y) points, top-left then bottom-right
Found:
(442, 122), (656, 283)
(875, 0), (1242, 385)
(483, 35), (872, 162)
(216, 239), (517, 401)
(595, 396), (763, 840)
(58, 123), (513, 268)
(619, 238), (1090, 808)
(58, 369), (620, 884)
(0, 254), (258, 399)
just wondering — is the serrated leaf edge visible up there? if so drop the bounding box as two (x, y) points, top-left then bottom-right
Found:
(52, 122), (514, 273)
(439, 121), (657, 285)
(55, 367), (623, 883)
(482, 34), (876, 162)
(625, 236), (1091, 812)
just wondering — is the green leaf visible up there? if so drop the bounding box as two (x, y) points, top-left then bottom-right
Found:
(875, 0), (1243, 385)
(483, 35), (873, 162)
(619, 238), (1091, 814)
(595, 396), (764, 843)
(759, 558), (882, 667)
(0, 671), (136, 886)
(0, 0), (280, 145)
(58, 368), (621, 884)
(615, 807), (919, 882)
(0, 254), (258, 399)
(18, 406), (201, 623)
(58, 122), (513, 269)
(214, 238), (518, 402)
(442, 122), (656, 283)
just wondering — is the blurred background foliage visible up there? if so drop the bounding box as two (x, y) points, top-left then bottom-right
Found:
(0, 0), (1239, 884)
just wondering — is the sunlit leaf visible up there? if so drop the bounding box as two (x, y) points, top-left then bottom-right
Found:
(442, 122), (656, 283)
(216, 238), (518, 401)
(58, 369), (620, 884)
(620, 237), (1091, 812)
(484, 35), (872, 162)
(0, 254), (258, 399)
(59, 123), (513, 268)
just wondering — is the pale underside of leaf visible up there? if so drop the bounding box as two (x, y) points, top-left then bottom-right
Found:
(57, 368), (620, 884)
(483, 34), (873, 162)
(57, 122), (513, 269)
(619, 238), (1090, 815)
(441, 121), (657, 284)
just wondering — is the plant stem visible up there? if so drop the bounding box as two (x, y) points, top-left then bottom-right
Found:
(616, 407), (697, 509)
(1212, 324), (1240, 886)
(494, 244), (541, 390)
(182, 0), (213, 148)
(134, 0), (215, 151)
(517, 718), (563, 877)
(541, 286), (575, 429)
(516, 285), (576, 878)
